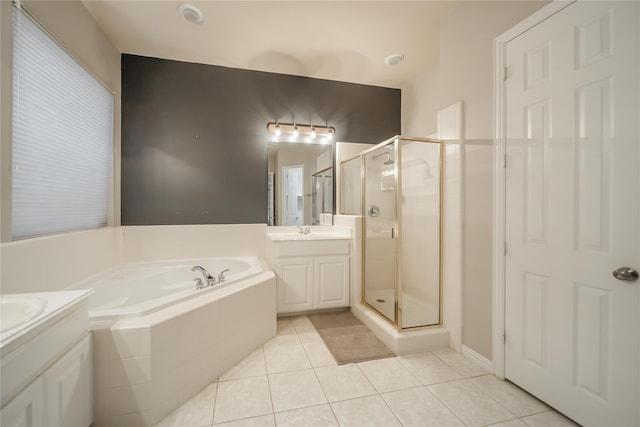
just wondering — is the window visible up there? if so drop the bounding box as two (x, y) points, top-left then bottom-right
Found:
(12, 5), (114, 239)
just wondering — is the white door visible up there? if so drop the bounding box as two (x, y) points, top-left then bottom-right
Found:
(282, 165), (304, 226)
(504, 2), (639, 426)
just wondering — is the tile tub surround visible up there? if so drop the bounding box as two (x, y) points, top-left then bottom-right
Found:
(92, 271), (276, 427)
(154, 316), (578, 427)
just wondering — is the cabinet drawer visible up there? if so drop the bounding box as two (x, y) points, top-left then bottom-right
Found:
(274, 240), (349, 257)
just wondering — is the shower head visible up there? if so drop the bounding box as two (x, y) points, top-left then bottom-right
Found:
(373, 151), (394, 165)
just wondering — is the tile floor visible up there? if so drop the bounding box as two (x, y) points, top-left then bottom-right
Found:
(155, 315), (579, 427)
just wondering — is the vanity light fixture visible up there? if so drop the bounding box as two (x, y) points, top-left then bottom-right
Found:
(327, 128), (333, 140)
(267, 122), (336, 142)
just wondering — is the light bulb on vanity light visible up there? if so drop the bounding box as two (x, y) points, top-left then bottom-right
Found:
(310, 126), (316, 139)
(292, 125), (299, 138)
(274, 123), (281, 137)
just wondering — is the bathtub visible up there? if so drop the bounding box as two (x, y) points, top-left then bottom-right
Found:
(70, 256), (276, 427)
(70, 256), (263, 322)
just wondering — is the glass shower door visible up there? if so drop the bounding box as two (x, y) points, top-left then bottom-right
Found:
(363, 142), (397, 323)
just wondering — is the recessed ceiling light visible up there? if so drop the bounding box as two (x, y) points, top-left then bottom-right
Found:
(384, 54), (404, 66)
(179, 4), (204, 24)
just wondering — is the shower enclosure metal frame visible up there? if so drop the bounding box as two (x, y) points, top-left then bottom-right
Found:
(360, 136), (444, 331)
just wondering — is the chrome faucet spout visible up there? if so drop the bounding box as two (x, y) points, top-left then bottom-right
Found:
(192, 266), (217, 287)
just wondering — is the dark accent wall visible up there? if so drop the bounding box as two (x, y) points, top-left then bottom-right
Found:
(121, 54), (400, 225)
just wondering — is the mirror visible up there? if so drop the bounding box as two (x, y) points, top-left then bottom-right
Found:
(267, 141), (334, 226)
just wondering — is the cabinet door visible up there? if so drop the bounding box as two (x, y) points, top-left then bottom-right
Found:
(277, 257), (314, 313)
(315, 256), (350, 309)
(0, 377), (45, 427)
(43, 335), (92, 427)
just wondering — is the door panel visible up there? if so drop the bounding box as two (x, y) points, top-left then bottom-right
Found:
(504, 2), (639, 426)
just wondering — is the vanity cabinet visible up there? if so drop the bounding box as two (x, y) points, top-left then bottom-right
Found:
(1, 335), (92, 427)
(269, 238), (350, 314)
(1, 291), (92, 427)
(44, 335), (92, 427)
(0, 377), (45, 427)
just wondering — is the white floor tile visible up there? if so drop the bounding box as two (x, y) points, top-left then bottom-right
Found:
(357, 357), (421, 393)
(277, 317), (295, 332)
(213, 376), (273, 424)
(269, 369), (327, 412)
(155, 382), (216, 427)
(219, 348), (266, 381)
(153, 326), (584, 427)
(330, 395), (401, 427)
(521, 411), (581, 427)
(487, 420), (529, 427)
(315, 364), (377, 402)
(397, 352), (462, 385)
(428, 379), (516, 427)
(264, 343), (311, 373)
(297, 330), (324, 343)
(467, 375), (549, 417)
(274, 404), (338, 427)
(290, 316), (316, 333)
(432, 348), (489, 378)
(214, 414), (276, 426)
(302, 342), (336, 367)
(381, 386), (464, 427)
(263, 333), (301, 348)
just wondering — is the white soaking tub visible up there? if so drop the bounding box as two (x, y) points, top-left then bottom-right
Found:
(70, 256), (263, 321)
(69, 256), (276, 427)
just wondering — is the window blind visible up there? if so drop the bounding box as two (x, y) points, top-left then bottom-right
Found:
(12, 6), (114, 239)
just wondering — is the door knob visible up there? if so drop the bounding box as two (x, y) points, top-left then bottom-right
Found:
(612, 267), (639, 282)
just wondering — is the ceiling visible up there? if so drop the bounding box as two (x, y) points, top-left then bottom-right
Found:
(82, 1), (459, 89)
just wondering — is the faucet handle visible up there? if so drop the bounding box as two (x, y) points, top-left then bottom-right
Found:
(218, 269), (230, 283)
(194, 278), (205, 290)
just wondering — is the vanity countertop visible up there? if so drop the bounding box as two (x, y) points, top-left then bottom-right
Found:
(0, 290), (92, 353)
(267, 226), (351, 241)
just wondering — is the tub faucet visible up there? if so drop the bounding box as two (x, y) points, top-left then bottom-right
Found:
(218, 269), (230, 283)
(192, 266), (216, 287)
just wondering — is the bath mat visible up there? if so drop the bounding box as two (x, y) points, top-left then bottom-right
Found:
(308, 311), (395, 365)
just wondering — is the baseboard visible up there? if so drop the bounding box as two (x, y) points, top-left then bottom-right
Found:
(461, 344), (494, 373)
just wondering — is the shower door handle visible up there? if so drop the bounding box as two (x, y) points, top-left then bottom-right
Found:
(391, 227), (394, 239)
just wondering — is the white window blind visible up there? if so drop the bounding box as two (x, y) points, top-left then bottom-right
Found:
(12, 6), (114, 239)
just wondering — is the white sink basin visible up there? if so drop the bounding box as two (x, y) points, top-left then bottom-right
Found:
(1, 295), (47, 333)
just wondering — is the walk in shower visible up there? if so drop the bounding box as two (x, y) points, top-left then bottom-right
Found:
(362, 137), (442, 329)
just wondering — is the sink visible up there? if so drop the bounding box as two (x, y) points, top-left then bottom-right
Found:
(267, 232), (350, 241)
(1, 295), (47, 333)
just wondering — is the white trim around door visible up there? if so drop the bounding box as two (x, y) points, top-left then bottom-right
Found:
(492, 0), (576, 379)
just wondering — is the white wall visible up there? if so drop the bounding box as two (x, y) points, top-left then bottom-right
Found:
(0, 228), (122, 294)
(1, 224), (269, 294)
(402, 1), (548, 360)
(121, 224), (267, 262)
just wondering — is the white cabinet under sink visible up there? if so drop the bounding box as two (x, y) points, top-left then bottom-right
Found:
(0, 291), (92, 427)
(268, 236), (350, 314)
(2, 335), (91, 427)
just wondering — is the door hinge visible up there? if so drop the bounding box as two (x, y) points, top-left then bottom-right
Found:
(503, 330), (507, 344)
(504, 241), (507, 256)
(504, 66), (509, 81)
(503, 154), (507, 169)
